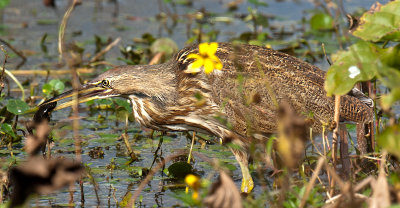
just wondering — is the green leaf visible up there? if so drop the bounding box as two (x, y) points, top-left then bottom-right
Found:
(378, 124), (400, 159)
(0, 0), (10, 9)
(42, 83), (52, 96)
(248, 0), (268, 7)
(119, 192), (132, 207)
(90, 137), (117, 144)
(150, 38), (178, 59)
(371, 44), (400, 109)
(381, 88), (400, 110)
(6, 99), (30, 115)
(167, 161), (193, 179)
(325, 41), (380, 96)
(95, 98), (113, 106)
(345, 123), (356, 131)
(96, 133), (119, 139)
(42, 79), (65, 96)
(170, 190), (199, 206)
(254, 13), (269, 27)
(114, 98), (132, 113)
(0, 123), (16, 138)
(85, 100), (95, 106)
(379, 67), (400, 90)
(352, 1), (400, 42)
(310, 13), (334, 30)
(49, 79), (65, 94)
(0, 149), (21, 154)
(380, 44), (400, 69)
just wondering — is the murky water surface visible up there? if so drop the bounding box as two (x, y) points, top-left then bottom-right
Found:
(1, 0), (389, 207)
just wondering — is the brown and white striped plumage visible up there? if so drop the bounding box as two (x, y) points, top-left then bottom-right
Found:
(86, 43), (373, 192)
(93, 43), (372, 140)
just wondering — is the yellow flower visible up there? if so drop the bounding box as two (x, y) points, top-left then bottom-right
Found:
(186, 42), (223, 74)
(185, 174), (201, 200)
(185, 174), (200, 188)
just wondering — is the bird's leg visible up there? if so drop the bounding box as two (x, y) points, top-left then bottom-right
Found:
(150, 131), (164, 169)
(230, 148), (253, 193)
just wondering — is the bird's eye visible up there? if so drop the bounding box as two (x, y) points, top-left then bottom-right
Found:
(101, 80), (110, 88)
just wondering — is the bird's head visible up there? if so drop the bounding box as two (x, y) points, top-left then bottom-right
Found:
(40, 64), (176, 111)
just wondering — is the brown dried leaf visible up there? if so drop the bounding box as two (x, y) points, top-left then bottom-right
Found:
(25, 120), (50, 156)
(9, 157), (83, 207)
(204, 171), (243, 208)
(43, 0), (56, 7)
(323, 193), (366, 208)
(368, 171), (391, 208)
(277, 102), (309, 168)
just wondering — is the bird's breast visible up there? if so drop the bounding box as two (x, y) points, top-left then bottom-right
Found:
(128, 95), (227, 137)
(129, 97), (158, 129)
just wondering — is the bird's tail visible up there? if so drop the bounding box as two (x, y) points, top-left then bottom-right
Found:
(340, 92), (374, 123)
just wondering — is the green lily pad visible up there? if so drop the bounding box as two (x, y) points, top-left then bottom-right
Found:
(95, 98), (114, 106)
(0, 123), (16, 138)
(0, 149), (21, 154)
(167, 161), (193, 179)
(248, 0), (268, 7)
(114, 98), (132, 113)
(42, 79), (65, 97)
(150, 38), (178, 59)
(310, 13), (334, 30)
(352, 1), (400, 42)
(6, 99), (30, 115)
(91, 133), (119, 144)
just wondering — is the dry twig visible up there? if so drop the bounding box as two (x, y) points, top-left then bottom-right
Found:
(300, 157), (325, 208)
(330, 95), (341, 195)
(0, 45), (8, 94)
(127, 150), (188, 206)
(0, 38), (27, 61)
(89, 37), (121, 63)
(7, 68), (94, 76)
(58, 0), (80, 61)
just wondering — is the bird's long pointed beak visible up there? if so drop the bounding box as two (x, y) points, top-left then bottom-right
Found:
(40, 84), (111, 111)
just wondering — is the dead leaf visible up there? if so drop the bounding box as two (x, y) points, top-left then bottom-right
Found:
(368, 170), (391, 208)
(277, 102), (310, 168)
(25, 120), (50, 156)
(9, 157), (83, 207)
(204, 171), (243, 208)
(43, 0), (56, 7)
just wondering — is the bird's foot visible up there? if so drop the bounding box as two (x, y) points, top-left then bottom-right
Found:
(241, 175), (254, 193)
(234, 151), (254, 193)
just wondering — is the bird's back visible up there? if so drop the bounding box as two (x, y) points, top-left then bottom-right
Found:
(174, 43), (373, 137)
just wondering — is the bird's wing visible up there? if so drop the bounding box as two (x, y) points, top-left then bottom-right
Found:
(174, 43), (372, 136)
(348, 87), (374, 108)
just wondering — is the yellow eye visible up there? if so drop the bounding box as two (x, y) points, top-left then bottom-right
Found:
(101, 80), (110, 88)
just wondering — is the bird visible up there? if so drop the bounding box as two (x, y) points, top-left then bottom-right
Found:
(38, 42), (373, 193)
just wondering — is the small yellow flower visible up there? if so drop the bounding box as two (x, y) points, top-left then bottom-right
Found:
(185, 174), (200, 188)
(185, 174), (201, 200)
(186, 42), (223, 74)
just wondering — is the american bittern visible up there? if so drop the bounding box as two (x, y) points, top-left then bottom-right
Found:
(39, 43), (373, 193)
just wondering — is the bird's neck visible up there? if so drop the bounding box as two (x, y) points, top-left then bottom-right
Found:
(127, 61), (179, 124)
(147, 61), (179, 106)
